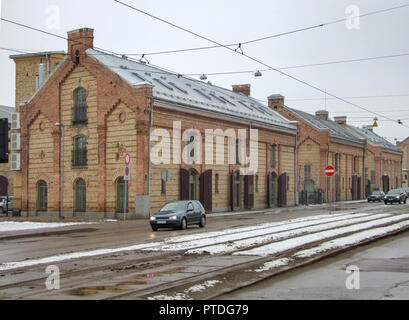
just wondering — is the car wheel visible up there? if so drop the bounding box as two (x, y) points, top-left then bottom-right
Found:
(180, 218), (187, 230)
(151, 226), (158, 232)
(399, 200), (401, 204)
(199, 215), (206, 228)
(384, 201), (388, 205)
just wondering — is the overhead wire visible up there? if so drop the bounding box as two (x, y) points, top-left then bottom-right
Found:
(112, 0), (409, 128)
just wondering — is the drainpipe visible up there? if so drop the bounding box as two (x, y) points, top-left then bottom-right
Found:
(148, 101), (153, 216)
(327, 143), (330, 204)
(362, 147), (365, 199)
(46, 53), (50, 76)
(290, 121), (299, 205)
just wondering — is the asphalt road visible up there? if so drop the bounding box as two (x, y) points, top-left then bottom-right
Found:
(1, 201), (408, 300)
(0, 204), (341, 264)
(218, 229), (409, 300)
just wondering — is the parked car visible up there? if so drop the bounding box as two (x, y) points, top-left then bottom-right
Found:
(0, 196), (14, 213)
(367, 190), (385, 202)
(150, 200), (206, 231)
(384, 189), (407, 205)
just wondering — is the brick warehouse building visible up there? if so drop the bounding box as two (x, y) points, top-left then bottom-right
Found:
(398, 137), (409, 188)
(11, 28), (299, 218)
(273, 100), (367, 203)
(274, 100), (403, 203)
(345, 124), (403, 195)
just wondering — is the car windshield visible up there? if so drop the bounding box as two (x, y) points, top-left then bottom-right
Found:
(371, 191), (382, 195)
(387, 190), (399, 195)
(159, 202), (187, 212)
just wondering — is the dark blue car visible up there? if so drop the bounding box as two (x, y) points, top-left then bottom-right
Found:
(150, 200), (206, 231)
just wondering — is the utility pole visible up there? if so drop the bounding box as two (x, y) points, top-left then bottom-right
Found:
(55, 123), (64, 220)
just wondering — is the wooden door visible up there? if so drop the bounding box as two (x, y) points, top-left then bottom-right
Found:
(244, 174), (254, 210)
(199, 170), (213, 213)
(278, 173), (287, 207)
(180, 169), (189, 200)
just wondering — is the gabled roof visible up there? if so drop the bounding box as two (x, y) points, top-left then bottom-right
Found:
(346, 125), (403, 154)
(86, 49), (296, 132)
(284, 106), (365, 146)
(0, 105), (15, 121)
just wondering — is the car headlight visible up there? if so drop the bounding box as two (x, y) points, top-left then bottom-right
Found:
(150, 216), (156, 221)
(169, 215), (178, 220)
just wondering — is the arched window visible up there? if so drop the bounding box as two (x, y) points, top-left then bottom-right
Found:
(189, 169), (199, 200)
(72, 135), (87, 166)
(73, 87), (87, 124)
(74, 178), (86, 212)
(116, 177), (128, 213)
(37, 180), (48, 211)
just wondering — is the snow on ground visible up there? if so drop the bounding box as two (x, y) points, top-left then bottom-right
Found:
(0, 242), (159, 271)
(252, 258), (293, 273)
(1, 211), (406, 272)
(146, 213), (375, 253)
(235, 214), (409, 257)
(248, 220), (409, 273)
(148, 280), (221, 300)
(0, 221), (96, 233)
(162, 212), (355, 244)
(185, 213), (390, 255)
(293, 220), (409, 258)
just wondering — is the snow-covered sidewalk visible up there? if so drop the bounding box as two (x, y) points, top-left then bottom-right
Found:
(0, 221), (96, 233)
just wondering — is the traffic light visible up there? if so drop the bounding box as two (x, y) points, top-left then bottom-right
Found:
(0, 118), (9, 163)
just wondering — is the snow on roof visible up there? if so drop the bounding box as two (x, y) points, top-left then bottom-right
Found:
(0, 105), (14, 121)
(347, 125), (403, 154)
(285, 107), (365, 146)
(9, 51), (65, 60)
(86, 49), (296, 131)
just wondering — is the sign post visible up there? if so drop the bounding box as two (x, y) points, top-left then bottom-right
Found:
(124, 154), (131, 220)
(325, 165), (335, 213)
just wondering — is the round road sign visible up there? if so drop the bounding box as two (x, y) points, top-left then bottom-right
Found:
(325, 165), (335, 177)
(125, 153), (130, 165)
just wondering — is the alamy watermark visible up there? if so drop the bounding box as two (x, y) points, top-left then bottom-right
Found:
(346, 5), (360, 30)
(45, 4), (60, 30)
(150, 121), (259, 175)
(345, 265), (360, 290)
(0, 0), (3, 32)
(45, 265), (60, 290)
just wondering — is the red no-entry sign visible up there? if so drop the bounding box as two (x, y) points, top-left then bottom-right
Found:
(325, 165), (335, 177)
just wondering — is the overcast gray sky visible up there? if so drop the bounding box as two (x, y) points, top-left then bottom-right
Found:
(1, 0), (408, 142)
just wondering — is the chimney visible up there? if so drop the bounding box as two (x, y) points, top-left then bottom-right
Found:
(232, 84), (251, 97)
(67, 28), (94, 64)
(268, 94), (284, 111)
(334, 116), (347, 128)
(315, 110), (329, 120)
(38, 59), (44, 87)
